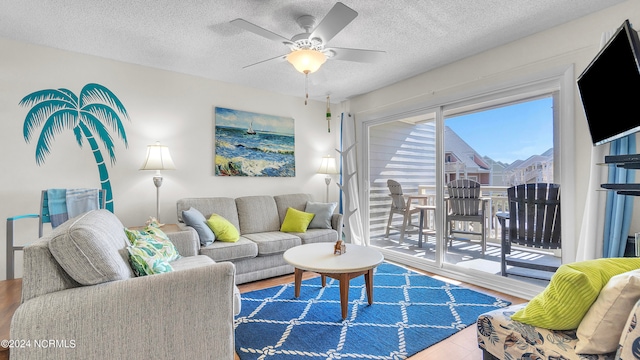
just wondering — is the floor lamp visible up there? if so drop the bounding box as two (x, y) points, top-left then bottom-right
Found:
(317, 155), (338, 202)
(140, 142), (176, 223)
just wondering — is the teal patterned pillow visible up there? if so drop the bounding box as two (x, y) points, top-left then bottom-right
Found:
(127, 242), (174, 276)
(124, 226), (181, 262)
(124, 225), (181, 276)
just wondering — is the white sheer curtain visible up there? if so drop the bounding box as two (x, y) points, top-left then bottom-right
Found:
(338, 113), (366, 245)
(575, 30), (615, 261)
(576, 144), (609, 260)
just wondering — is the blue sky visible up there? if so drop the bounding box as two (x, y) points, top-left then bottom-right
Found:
(215, 107), (294, 135)
(446, 97), (553, 164)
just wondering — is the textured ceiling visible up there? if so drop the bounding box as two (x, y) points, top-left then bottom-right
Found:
(0, 0), (626, 103)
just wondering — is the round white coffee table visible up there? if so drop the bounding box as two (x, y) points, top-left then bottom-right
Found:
(283, 242), (384, 320)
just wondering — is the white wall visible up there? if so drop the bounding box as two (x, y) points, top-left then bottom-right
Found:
(345, 0), (640, 260)
(0, 37), (339, 279)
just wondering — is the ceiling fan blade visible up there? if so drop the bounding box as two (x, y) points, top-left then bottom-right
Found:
(230, 18), (293, 46)
(327, 47), (385, 63)
(309, 2), (358, 44)
(242, 53), (289, 69)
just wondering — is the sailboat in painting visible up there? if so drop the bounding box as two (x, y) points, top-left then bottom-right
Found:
(247, 121), (256, 135)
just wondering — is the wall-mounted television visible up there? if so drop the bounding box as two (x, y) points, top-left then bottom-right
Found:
(578, 19), (640, 146)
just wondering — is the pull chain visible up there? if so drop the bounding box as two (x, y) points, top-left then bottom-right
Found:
(304, 71), (309, 105)
(326, 95), (331, 133)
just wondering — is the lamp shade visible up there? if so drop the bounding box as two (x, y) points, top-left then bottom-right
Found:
(317, 155), (338, 175)
(140, 142), (176, 171)
(287, 49), (327, 74)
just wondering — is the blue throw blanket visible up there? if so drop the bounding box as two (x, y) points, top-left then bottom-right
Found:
(66, 188), (100, 218)
(47, 189), (68, 227)
(47, 188), (101, 228)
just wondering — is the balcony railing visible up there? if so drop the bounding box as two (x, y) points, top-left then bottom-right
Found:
(368, 183), (513, 243)
(414, 185), (510, 243)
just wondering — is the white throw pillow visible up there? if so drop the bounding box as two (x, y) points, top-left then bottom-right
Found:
(575, 269), (640, 354)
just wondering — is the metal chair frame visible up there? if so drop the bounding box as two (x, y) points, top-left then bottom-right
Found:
(6, 189), (106, 279)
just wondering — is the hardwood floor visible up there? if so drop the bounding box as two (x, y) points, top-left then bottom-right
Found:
(0, 279), (21, 360)
(1, 263), (524, 360)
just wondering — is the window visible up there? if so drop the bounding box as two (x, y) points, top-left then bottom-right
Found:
(361, 66), (575, 298)
(445, 96), (555, 187)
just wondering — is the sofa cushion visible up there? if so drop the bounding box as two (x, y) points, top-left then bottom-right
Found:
(243, 232), (301, 256)
(575, 269), (640, 354)
(476, 304), (598, 360)
(207, 214), (240, 242)
(511, 258), (640, 330)
(48, 210), (133, 285)
(200, 237), (258, 262)
(274, 193), (312, 224)
(236, 195), (280, 234)
(305, 202), (337, 229)
(21, 238), (83, 302)
(280, 207), (315, 233)
(294, 229), (338, 244)
(177, 197), (240, 230)
(170, 254), (216, 271)
(182, 207), (215, 246)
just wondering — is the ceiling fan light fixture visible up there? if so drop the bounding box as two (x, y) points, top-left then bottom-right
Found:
(287, 49), (327, 74)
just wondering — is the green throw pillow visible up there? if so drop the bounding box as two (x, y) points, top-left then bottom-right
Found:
(206, 214), (240, 242)
(511, 258), (640, 330)
(280, 207), (315, 233)
(124, 226), (181, 262)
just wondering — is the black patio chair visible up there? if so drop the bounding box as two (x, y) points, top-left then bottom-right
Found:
(445, 179), (488, 255)
(497, 183), (561, 278)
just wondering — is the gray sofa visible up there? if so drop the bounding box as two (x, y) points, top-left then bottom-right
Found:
(177, 193), (343, 284)
(11, 209), (239, 360)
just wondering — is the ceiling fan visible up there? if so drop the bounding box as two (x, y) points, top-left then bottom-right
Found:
(230, 2), (385, 74)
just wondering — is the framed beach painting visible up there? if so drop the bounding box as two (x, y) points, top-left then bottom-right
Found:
(214, 107), (295, 177)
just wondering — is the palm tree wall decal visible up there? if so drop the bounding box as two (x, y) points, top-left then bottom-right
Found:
(20, 83), (130, 212)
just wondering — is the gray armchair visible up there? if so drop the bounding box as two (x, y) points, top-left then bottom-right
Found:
(10, 209), (239, 360)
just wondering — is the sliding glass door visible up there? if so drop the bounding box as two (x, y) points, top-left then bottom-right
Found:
(368, 112), (438, 265)
(442, 96), (557, 284)
(363, 85), (563, 291)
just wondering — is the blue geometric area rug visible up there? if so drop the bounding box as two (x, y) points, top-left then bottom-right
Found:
(234, 262), (511, 359)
